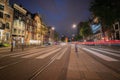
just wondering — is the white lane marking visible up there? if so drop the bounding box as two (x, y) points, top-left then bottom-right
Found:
(82, 48), (118, 61)
(56, 48), (68, 60)
(21, 48), (57, 58)
(91, 48), (120, 57)
(0, 48), (39, 58)
(36, 48), (61, 59)
(29, 50), (60, 80)
(99, 48), (120, 53)
(11, 48), (51, 57)
(0, 60), (23, 70)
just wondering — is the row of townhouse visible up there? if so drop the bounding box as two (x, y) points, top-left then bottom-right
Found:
(0, 0), (51, 46)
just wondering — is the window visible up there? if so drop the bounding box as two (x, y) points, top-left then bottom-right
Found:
(116, 31), (120, 40)
(115, 24), (119, 30)
(0, 31), (1, 40)
(0, 22), (2, 27)
(5, 14), (10, 18)
(14, 29), (17, 33)
(0, 12), (3, 18)
(6, 33), (10, 41)
(18, 30), (21, 34)
(0, 23), (5, 29)
(0, 4), (4, 10)
(0, 31), (1, 36)
(6, 23), (9, 29)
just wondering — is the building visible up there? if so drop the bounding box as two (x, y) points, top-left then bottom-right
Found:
(0, 0), (13, 44)
(30, 13), (42, 45)
(25, 11), (33, 45)
(12, 3), (27, 45)
(113, 21), (120, 40)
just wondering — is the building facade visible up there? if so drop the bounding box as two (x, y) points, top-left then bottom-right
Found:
(0, 0), (13, 44)
(25, 11), (33, 45)
(12, 3), (27, 45)
(113, 21), (120, 40)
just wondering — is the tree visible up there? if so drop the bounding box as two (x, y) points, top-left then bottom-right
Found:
(90, 0), (120, 27)
(54, 31), (59, 41)
(79, 22), (92, 40)
(74, 35), (82, 41)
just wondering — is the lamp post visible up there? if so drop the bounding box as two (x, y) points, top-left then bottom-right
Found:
(51, 27), (55, 44)
(72, 24), (76, 41)
(72, 24), (76, 28)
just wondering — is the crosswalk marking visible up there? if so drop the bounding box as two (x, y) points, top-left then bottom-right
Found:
(12, 47), (56, 58)
(82, 48), (118, 61)
(0, 48), (40, 58)
(21, 48), (57, 58)
(36, 48), (61, 59)
(99, 48), (120, 53)
(56, 47), (68, 60)
(91, 48), (120, 57)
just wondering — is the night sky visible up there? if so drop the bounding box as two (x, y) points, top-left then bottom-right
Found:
(10, 0), (92, 37)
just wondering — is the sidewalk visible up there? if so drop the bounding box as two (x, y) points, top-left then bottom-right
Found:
(66, 48), (120, 80)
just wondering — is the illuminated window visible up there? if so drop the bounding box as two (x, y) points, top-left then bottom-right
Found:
(6, 33), (10, 40)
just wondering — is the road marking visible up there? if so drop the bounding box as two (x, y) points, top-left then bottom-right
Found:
(91, 48), (120, 57)
(11, 48), (51, 57)
(99, 48), (120, 53)
(29, 49), (60, 80)
(82, 48), (118, 61)
(0, 48), (39, 58)
(0, 60), (23, 70)
(21, 48), (57, 58)
(36, 48), (61, 59)
(56, 48), (68, 60)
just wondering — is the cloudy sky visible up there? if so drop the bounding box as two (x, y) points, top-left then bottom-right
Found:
(10, 0), (92, 37)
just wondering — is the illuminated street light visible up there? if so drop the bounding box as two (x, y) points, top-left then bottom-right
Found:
(72, 24), (76, 28)
(72, 24), (76, 41)
(52, 27), (55, 30)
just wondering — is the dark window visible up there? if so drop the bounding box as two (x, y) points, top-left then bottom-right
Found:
(5, 14), (10, 18)
(115, 24), (119, 30)
(0, 23), (5, 29)
(0, 4), (4, 10)
(6, 23), (9, 29)
(14, 29), (17, 33)
(0, 12), (3, 18)
(116, 31), (120, 40)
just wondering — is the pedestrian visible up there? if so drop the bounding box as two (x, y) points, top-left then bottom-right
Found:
(75, 43), (78, 52)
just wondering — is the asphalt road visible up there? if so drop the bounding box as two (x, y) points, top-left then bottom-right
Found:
(0, 44), (120, 80)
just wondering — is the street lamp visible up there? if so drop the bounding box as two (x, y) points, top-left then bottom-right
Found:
(52, 27), (55, 44)
(49, 27), (55, 45)
(72, 24), (77, 41)
(72, 24), (76, 28)
(52, 27), (55, 30)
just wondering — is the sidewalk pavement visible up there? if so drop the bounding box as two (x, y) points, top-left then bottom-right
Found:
(66, 48), (120, 80)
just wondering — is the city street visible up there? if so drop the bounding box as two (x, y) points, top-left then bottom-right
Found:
(0, 0), (120, 80)
(0, 44), (120, 80)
